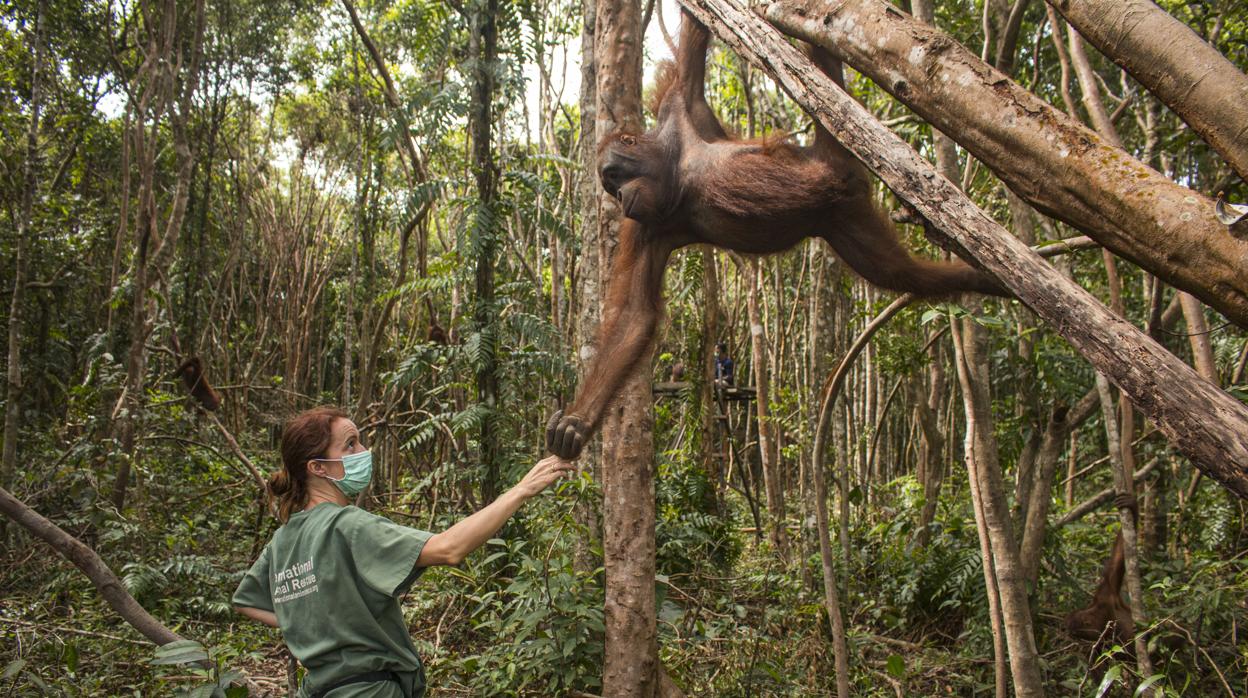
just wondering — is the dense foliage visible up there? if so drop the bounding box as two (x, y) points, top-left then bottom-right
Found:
(1, 0), (1246, 695)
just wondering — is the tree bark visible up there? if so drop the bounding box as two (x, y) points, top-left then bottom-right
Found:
(1046, 0), (1248, 182)
(470, 0), (501, 503)
(593, 0), (659, 694)
(759, 0), (1248, 330)
(572, 0), (603, 574)
(3, 0), (46, 491)
(744, 257), (788, 559)
(678, 0), (1248, 498)
(952, 313), (1044, 698)
(701, 249), (723, 500)
(0, 485), (182, 646)
(1095, 374), (1157, 685)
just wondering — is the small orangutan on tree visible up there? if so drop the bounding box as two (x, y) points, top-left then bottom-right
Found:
(1065, 494), (1139, 653)
(546, 12), (1007, 459)
(176, 357), (221, 412)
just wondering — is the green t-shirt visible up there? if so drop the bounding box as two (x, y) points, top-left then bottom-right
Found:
(232, 503), (434, 697)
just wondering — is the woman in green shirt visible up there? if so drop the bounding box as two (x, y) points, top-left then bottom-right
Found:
(233, 406), (576, 697)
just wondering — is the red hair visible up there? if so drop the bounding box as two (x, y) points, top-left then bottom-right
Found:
(269, 406), (347, 522)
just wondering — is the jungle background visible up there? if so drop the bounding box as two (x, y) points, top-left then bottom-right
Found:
(1, 0), (1247, 694)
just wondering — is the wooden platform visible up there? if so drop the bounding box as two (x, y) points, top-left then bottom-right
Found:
(652, 381), (756, 401)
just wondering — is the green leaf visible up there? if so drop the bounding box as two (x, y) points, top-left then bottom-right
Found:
(885, 654), (905, 679)
(1094, 664), (1122, 698)
(151, 639), (210, 666)
(1134, 674), (1165, 696)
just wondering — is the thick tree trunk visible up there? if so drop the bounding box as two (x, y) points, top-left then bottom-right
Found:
(759, 0), (1248, 330)
(470, 0), (501, 503)
(0, 486), (182, 645)
(572, 0), (603, 574)
(3, 0), (45, 491)
(679, 0), (1248, 497)
(959, 375), (1009, 698)
(593, 0), (659, 694)
(952, 314), (1044, 698)
(1047, 0), (1248, 182)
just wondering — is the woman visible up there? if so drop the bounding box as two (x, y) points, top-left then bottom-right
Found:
(233, 406), (576, 697)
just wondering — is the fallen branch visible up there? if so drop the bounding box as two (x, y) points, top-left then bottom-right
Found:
(0, 485), (182, 646)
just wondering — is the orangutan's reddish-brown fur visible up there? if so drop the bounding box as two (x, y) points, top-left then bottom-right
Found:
(546, 12), (1007, 459)
(177, 357), (221, 412)
(1066, 494), (1139, 656)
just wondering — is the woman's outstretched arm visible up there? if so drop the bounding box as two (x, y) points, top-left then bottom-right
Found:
(417, 455), (577, 566)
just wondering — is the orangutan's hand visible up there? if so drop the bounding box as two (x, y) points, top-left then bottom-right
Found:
(545, 410), (588, 460)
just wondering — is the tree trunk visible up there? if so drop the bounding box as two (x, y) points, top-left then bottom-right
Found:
(952, 313), (1044, 698)
(760, 0), (1248, 330)
(593, 0), (659, 694)
(470, 0), (501, 503)
(572, 0), (603, 574)
(745, 257), (788, 558)
(811, 414), (851, 698)
(2, 0), (46, 492)
(701, 249), (723, 500)
(1046, 0), (1248, 182)
(1017, 391), (1098, 584)
(1095, 374), (1157, 685)
(679, 0), (1248, 497)
(812, 295), (915, 697)
(341, 0), (434, 416)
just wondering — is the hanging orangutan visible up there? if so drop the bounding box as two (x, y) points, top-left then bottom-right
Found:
(1065, 494), (1139, 652)
(546, 12), (1007, 460)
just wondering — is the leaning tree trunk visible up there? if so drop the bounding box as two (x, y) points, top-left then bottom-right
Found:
(952, 313), (1044, 698)
(2, 0), (46, 492)
(678, 0), (1248, 498)
(759, 0), (1248, 331)
(812, 295), (915, 698)
(593, 0), (661, 694)
(1046, 0), (1248, 183)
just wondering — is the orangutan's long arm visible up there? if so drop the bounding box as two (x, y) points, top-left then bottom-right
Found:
(1094, 494), (1138, 602)
(546, 222), (677, 459)
(678, 12), (729, 142)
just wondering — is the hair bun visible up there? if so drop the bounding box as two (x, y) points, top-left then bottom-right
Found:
(268, 470), (290, 496)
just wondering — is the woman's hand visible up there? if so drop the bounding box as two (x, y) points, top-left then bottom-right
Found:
(515, 455), (578, 498)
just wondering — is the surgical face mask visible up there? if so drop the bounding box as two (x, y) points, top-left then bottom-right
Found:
(318, 449), (372, 497)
